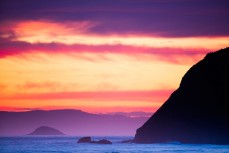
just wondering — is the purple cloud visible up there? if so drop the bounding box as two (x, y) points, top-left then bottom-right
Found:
(0, 0), (228, 37)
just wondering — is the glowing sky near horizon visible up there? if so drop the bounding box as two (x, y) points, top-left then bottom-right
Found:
(0, 0), (229, 113)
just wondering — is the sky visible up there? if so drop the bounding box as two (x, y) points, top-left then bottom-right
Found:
(0, 0), (229, 114)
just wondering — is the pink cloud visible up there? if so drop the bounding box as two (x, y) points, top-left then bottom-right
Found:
(0, 90), (173, 102)
(0, 38), (210, 64)
(0, 105), (157, 114)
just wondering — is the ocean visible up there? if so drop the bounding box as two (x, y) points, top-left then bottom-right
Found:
(0, 136), (229, 153)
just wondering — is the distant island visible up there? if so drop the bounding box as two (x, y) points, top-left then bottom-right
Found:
(28, 126), (64, 135)
(134, 47), (229, 144)
(0, 109), (147, 136)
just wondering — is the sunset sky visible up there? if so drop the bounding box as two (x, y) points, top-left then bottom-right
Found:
(0, 0), (229, 114)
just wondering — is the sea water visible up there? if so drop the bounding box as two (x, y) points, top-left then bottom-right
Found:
(0, 136), (229, 153)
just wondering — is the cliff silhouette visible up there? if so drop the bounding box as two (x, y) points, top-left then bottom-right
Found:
(134, 47), (229, 144)
(28, 126), (64, 135)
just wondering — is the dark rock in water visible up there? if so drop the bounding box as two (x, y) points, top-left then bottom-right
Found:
(77, 137), (112, 144)
(120, 139), (133, 143)
(96, 139), (112, 144)
(28, 126), (64, 135)
(134, 47), (229, 144)
(77, 137), (91, 143)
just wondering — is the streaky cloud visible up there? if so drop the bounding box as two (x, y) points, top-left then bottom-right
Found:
(0, 0), (229, 37)
(0, 38), (210, 65)
(0, 90), (173, 101)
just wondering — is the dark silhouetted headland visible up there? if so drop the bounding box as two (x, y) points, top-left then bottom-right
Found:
(28, 126), (64, 135)
(134, 47), (229, 144)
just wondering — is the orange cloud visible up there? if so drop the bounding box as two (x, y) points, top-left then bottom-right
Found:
(0, 52), (191, 95)
(16, 81), (61, 91)
(0, 90), (172, 113)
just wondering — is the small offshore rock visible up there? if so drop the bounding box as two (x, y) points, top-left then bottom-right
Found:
(77, 136), (91, 143)
(96, 139), (112, 144)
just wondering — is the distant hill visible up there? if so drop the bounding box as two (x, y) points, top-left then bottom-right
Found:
(0, 109), (148, 136)
(28, 126), (64, 135)
(134, 47), (229, 144)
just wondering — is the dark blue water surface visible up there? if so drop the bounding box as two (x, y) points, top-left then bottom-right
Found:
(0, 136), (229, 153)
